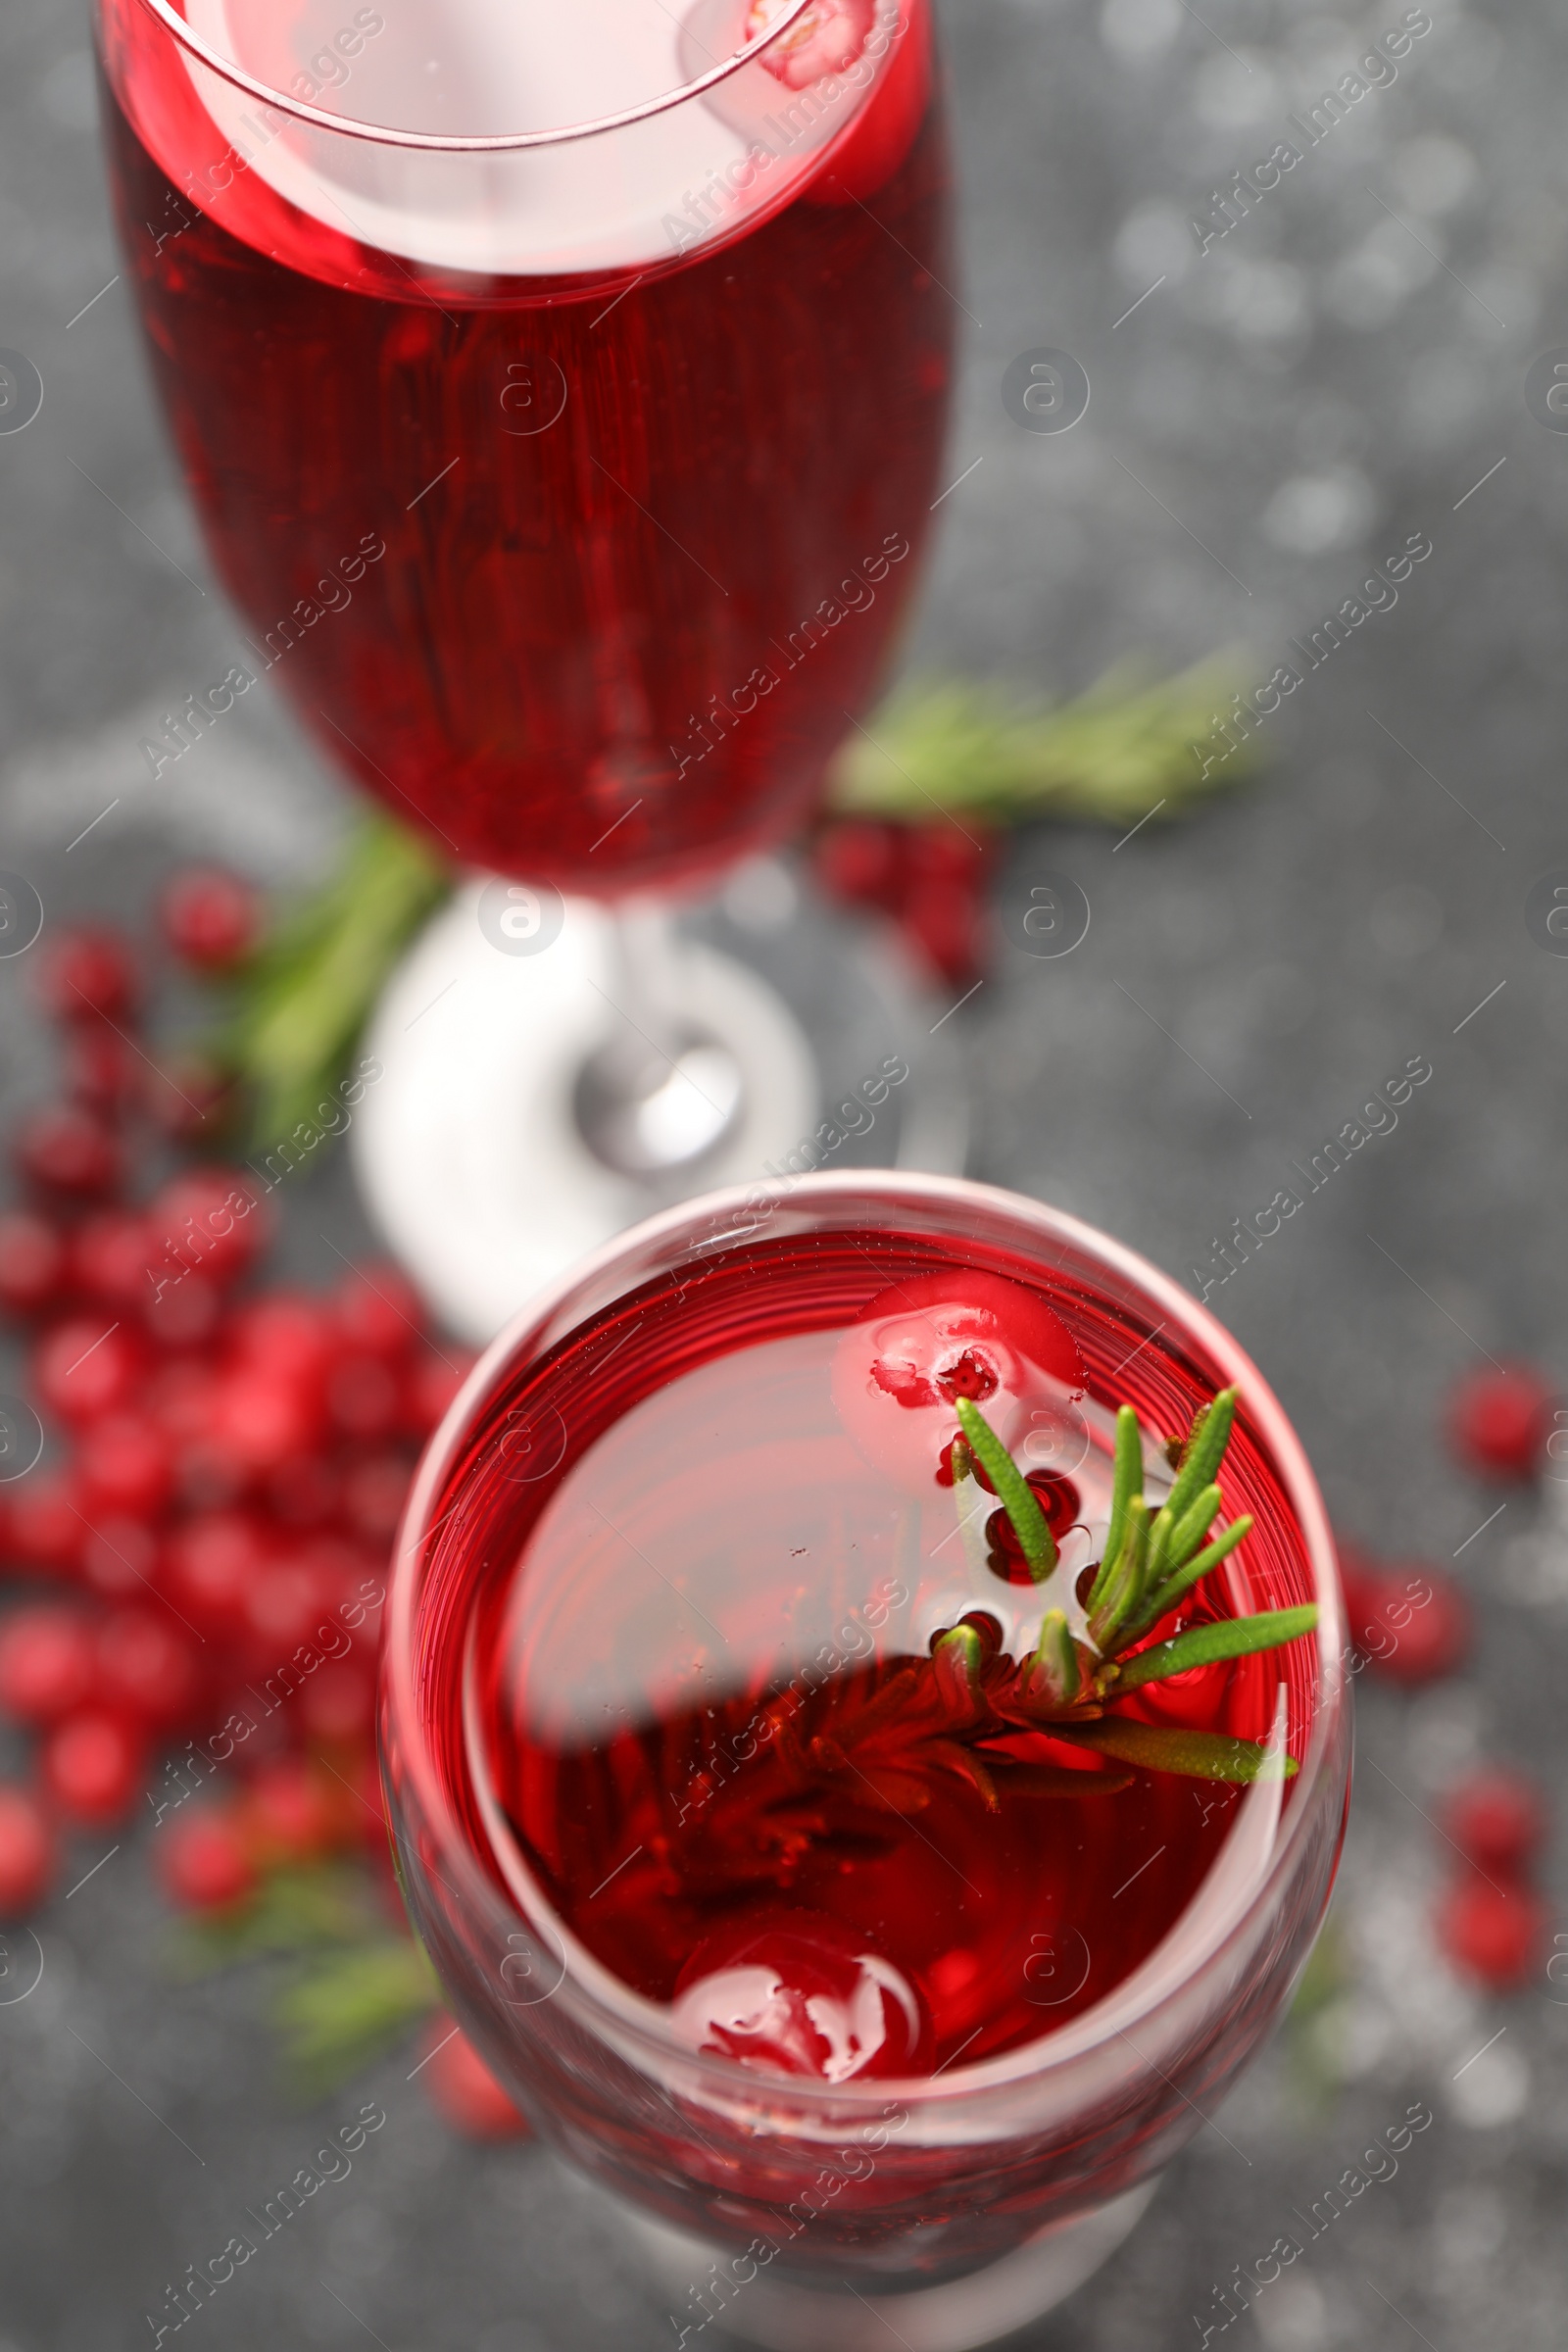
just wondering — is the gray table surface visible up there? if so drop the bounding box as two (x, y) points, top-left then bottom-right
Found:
(2, 0), (1566, 2345)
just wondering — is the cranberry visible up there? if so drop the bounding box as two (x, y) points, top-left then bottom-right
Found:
(403, 1348), (476, 1437)
(266, 1454), (340, 1529)
(326, 1354), (402, 1443)
(63, 1025), (138, 1110)
(41, 1709), (144, 1826)
(7, 1473), (84, 1579)
(0, 1606), (96, 1721)
(143, 1270), (222, 1351)
(1348, 1567), (1470, 1684)
(671, 1910), (932, 2081)
(15, 1102), (122, 1199)
(333, 1261), (423, 1360)
(159, 865), (263, 972)
(1441, 1769), (1547, 1877)
(79, 1515), (160, 1604)
(242, 1555), (329, 1656)
(298, 1659), (376, 1745)
(146, 1166), (269, 1292)
(1436, 1878), (1547, 1992)
(96, 1609), (202, 1728)
(833, 1272), (1084, 1492)
(1447, 1364), (1558, 1483)
(163, 1512), (262, 1636)
(73, 1212), (155, 1311)
(242, 1759), (343, 1864)
(157, 1807), (257, 1912)
(0, 1211), (69, 1317)
(33, 1316), (140, 1424)
(206, 1368), (324, 1479)
(811, 818), (899, 905)
(78, 1412), (174, 1522)
(899, 863), (990, 992)
(341, 1452), (413, 1545)
(418, 2017), (530, 2139)
(0, 1786), (54, 1915)
(36, 925), (139, 1023)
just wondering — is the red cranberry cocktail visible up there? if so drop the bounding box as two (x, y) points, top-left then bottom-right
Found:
(384, 1176), (1348, 2334)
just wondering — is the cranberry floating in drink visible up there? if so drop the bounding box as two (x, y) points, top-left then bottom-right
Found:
(96, 0), (958, 1337)
(386, 1175), (1348, 2348)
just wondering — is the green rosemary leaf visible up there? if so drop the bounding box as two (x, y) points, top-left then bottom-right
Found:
(823, 657), (1264, 827)
(1024, 1608), (1081, 1707)
(208, 808), (450, 1150)
(1092, 1404), (1143, 1612)
(1126, 1514), (1254, 1636)
(954, 1397), (1056, 1582)
(1161, 1480), (1223, 1572)
(1057, 1719), (1297, 1784)
(1109, 1603), (1318, 1693)
(1162, 1386), (1240, 1530)
(932, 1624), (986, 1719)
(274, 1938), (439, 2096)
(1088, 1496), (1149, 1647)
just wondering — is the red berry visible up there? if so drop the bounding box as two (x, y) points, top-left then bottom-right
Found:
(242, 1555), (328, 1656)
(159, 866), (263, 972)
(146, 1165), (269, 1292)
(1441, 1769), (1547, 1877)
(0, 1606), (96, 1722)
(162, 1511), (262, 1636)
(73, 1211), (156, 1311)
(79, 1514), (160, 1604)
(78, 1412), (174, 1521)
(95, 1609), (202, 1729)
(1446, 1364), (1558, 1482)
(418, 2016), (530, 2139)
(1436, 1878), (1547, 1991)
(812, 818), (900, 907)
(62, 1025), (138, 1110)
(227, 1292), (336, 1381)
(7, 1472), (85, 1578)
(0, 1211), (68, 1318)
(242, 1759), (343, 1864)
(266, 1454), (340, 1529)
(36, 925), (139, 1023)
(143, 1270), (222, 1351)
(326, 1354), (402, 1443)
(0, 1786), (54, 1914)
(206, 1369), (324, 1479)
(15, 1102), (122, 1198)
(157, 1807), (257, 1912)
(1347, 1567), (1470, 1685)
(334, 1260), (423, 1360)
(41, 1709), (143, 1826)
(33, 1315), (141, 1424)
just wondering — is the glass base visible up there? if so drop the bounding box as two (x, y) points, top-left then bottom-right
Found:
(351, 857), (968, 1344)
(603, 2177), (1158, 2352)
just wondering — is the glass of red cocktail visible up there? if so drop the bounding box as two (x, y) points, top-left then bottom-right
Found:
(94, 0), (956, 1339)
(384, 1172), (1349, 2350)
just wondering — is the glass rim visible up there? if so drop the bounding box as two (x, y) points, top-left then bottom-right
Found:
(128, 0), (826, 152)
(385, 1170), (1348, 2110)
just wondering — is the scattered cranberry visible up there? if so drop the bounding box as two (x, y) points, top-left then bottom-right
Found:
(298, 1659), (376, 1746)
(7, 1474), (84, 1579)
(33, 1316), (140, 1425)
(206, 1368), (324, 1480)
(36, 925), (139, 1023)
(812, 819), (996, 989)
(0, 1606), (96, 1722)
(41, 1709), (143, 1827)
(78, 1413), (175, 1522)
(79, 1514), (160, 1604)
(266, 1454), (340, 1529)
(326, 1354), (402, 1443)
(341, 1454), (413, 1546)
(0, 1212), (68, 1317)
(0, 1786), (54, 1915)
(333, 1261), (422, 1360)
(143, 1270), (223, 1351)
(1341, 1561), (1470, 1685)
(147, 1165), (268, 1291)
(14, 1102), (122, 1198)
(1441, 1769), (1547, 1877)
(62, 1025), (138, 1109)
(143, 1050), (233, 1142)
(162, 1512), (261, 1636)
(1446, 1363), (1558, 1482)
(96, 1609), (202, 1728)
(418, 2016), (530, 2139)
(159, 865), (263, 972)
(157, 1808), (258, 1912)
(1436, 1878), (1547, 1992)
(73, 1212), (156, 1311)
(242, 1759), (343, 1865)
(227, 1291), (336, 1381)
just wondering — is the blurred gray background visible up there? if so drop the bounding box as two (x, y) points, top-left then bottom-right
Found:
(3, 0), (1568, 2344)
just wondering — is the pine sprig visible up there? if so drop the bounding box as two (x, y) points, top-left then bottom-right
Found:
(824, 658), (1264, 827)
